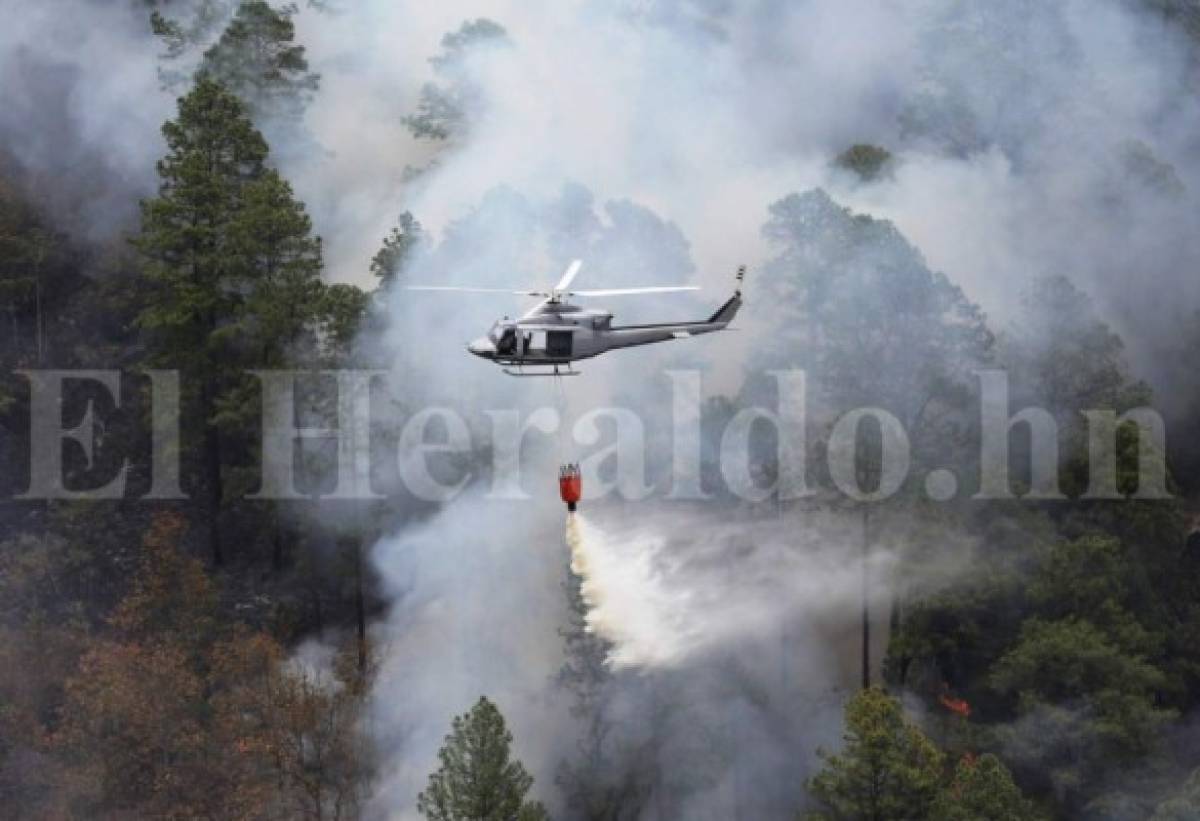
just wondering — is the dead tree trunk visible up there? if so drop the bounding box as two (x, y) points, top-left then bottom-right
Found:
(861, 505), (871, 690)
(201, 376), (223, 567)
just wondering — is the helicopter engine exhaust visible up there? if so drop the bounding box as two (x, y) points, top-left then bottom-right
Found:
(559, 463), (582, 512)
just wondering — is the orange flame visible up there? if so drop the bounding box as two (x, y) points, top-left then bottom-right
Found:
(939, 693), (971, 718)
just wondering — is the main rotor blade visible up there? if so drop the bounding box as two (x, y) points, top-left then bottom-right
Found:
(568, 286), (700, 297)
(406, 286), (549, 296)
(520, 298), (551, 319)
(554, 259), (583, 293)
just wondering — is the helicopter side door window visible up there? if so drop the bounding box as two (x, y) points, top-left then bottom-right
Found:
(546, 330), (573, 358)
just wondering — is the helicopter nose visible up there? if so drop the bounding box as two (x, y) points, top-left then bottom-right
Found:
(467, 337), (495, 358)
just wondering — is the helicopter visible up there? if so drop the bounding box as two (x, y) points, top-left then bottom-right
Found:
(408, 260), (745, 376)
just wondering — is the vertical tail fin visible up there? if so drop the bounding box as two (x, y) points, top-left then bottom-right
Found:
(707, 293), (742, 324)
(707, 265), (746, 324)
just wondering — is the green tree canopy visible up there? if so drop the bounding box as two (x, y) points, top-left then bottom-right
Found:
(135, 76), (269, 369)
(753, 188), (992, 483)
(0, 174), (80, 413)
(1002, 275), (1150, 420)
(418, 696), (548, 821)
(370, 211), (425, 289)
(930, 753), (1042, 821)
(833, 144), (894, 182)
(984, 535), (1174, 806)
(227, 167), (325, 359)
(756, 189), (996, 689)
(150, 0), (235, 88)
(806, 687), (943, 821)
(200, 0), (320, 124)
(318, 282), (371, 363)
(134, 76), (327, 564)
(404, 19), (509, 141)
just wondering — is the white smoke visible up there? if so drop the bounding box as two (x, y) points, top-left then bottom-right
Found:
(0, 1), (169, 237)
(367, 493), (571, 819)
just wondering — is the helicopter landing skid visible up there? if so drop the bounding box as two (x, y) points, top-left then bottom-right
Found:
(502, 364), (581, 377)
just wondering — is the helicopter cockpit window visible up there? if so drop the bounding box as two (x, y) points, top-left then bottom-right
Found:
(496, 326), (517, 355)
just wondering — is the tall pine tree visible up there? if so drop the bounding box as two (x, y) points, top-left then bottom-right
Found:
(135, 76), (325, 565)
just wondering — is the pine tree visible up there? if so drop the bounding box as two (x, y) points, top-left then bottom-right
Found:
(418, 696), (548, 821)
(756, 187), (993, 434)
(987, 535), (1175, 807)
(150, 0), (236, 89)
(930, 754), (1043, 821)
(806, 687), (943, 821)
(135, 76), (326, 565)
(1004, 274), (1151, 421)
(404, 19), (509, 141)
(0, 173), (86, 395)
(136, 77), (265, 565)
(200, 0), (320, 124)
(833, 144), (894, 182)
(370, 211), (424, 289)
(230, 167), (324, 360)
(319, 283), (372, 363)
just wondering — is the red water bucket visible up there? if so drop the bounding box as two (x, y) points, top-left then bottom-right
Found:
(559, 463), (582, 512)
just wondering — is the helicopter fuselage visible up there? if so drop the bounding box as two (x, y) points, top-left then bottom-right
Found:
(467, 291), (742, 372)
